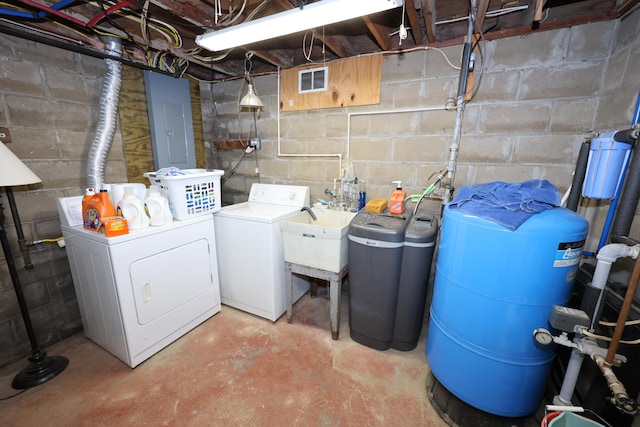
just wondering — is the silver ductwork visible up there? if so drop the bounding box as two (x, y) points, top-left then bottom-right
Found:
(87, 37), (123, 190)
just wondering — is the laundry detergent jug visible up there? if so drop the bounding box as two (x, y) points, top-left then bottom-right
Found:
(145, 189), (173, 226)
(116, 187), (150, 230)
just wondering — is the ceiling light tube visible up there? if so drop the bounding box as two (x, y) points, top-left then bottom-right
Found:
(196, 0), (404, 52)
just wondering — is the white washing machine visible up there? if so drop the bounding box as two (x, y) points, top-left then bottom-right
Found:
(58, 197), (221, 368)
(214, 183), (310, 321)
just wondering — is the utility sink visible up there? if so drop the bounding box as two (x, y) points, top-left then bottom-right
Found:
(280, 208), (357, 273)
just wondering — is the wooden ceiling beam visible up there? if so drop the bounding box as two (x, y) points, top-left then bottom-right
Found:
(251, 49), (296, 69)
(420, 0), (437, 43)
(150, 0), (215, 27)
(362, 17), (391, 51)
(313, 32), (354, 58)
(474, 0), (490, 34)
(406, 0), (427, 45)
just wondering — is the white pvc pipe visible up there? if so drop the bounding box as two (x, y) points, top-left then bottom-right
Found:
(555, 243), (640, 406)
(276, 68), (343, 178)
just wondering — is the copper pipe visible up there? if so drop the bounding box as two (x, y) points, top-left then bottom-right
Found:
(605, 252), (640, 365)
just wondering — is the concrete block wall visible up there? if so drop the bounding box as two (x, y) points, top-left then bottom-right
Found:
(204, 10), (640, 253)
(0, 35), (128, 366)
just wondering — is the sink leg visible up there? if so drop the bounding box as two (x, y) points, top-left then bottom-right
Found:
(285, 263), (293, 324)
(329, 276), (341, 340)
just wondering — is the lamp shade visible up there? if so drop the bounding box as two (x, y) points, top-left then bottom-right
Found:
(0, 143), (41, 187)
(240, 83), (263, 108)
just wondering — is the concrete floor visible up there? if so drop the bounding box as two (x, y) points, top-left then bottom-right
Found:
(0, 291), (448, 426)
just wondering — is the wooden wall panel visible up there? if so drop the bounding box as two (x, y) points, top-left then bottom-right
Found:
(280, 55), (382, 111)
(190, 80), (206, 169)
(119, 66), (155, 184)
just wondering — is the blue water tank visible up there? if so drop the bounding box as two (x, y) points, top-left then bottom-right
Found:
(426, 205), (588, 417)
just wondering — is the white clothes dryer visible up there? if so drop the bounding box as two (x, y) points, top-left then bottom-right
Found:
(214, 184), (310, 321)
(59, 204), (221, 368)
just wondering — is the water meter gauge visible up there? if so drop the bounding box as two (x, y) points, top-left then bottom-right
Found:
(533, 328), (553, 346)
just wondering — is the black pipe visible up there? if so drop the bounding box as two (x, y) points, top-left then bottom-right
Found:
(0, 23), (175, 78)
(611, 134), (640, 238)
(566, 141), (590, 212)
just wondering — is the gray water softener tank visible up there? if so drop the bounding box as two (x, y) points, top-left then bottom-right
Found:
(348, 211), (409, 350)
(391, 213), (439, 351)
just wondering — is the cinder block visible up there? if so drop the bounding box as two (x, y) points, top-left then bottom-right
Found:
(479, 102), (552, 133)
(551, 100), (597, 132)
(383, 52), (425, 82)
(457, 135), (514, 164)
(394, 135), (449, 163)
(0, 60), (45, 96)
(472, 70), (521, 102)
(349, 136), (393, 162)
(490, 29), (570, 70)
(6, 95), (91, 131)
(44, 68), (93, 102)
(514, 134), (583, 165)
(567, 21), (615, 61)
(520, 63), (602, 100)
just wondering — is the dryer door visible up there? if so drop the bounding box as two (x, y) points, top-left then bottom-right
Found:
(130, 238), (213, 325)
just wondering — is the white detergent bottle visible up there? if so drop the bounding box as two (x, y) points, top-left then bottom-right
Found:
(117, 187), (150, 230)
(145, 189), (173, 226)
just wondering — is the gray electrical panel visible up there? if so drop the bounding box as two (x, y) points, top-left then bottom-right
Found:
(143, 71), (196, 170)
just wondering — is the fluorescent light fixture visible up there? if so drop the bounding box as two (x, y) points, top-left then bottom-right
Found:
(196, 0), (404, 52)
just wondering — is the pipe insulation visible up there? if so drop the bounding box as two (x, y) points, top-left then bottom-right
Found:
(566, 141), (590, 212)
(87, 37), (123, 191)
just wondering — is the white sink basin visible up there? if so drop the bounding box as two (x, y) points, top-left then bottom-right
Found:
(280, 209), (356, 273)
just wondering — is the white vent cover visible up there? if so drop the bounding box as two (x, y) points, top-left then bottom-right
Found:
(298, 66), (328, 93)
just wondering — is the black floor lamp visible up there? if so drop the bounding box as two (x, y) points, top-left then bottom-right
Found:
(0, 142), (68, 390)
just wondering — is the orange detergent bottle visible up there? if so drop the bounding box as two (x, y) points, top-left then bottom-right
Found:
(389, 181), (406, 214)
(82, 187), (117, 232)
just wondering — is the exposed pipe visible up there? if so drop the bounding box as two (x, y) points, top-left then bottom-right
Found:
(610, 92), (640, 238)
(443, 0), (475, 204)
(87, 37), (122, 191)
(0, 23), (175, 77)
(565, 141), (590, 212)
(14, 0), (86, 27)
(554, 243), (640, 407)
(604, 253), (640, 366)
(276, 67), (343, 178)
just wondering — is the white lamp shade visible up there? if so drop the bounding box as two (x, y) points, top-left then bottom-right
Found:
(196, 0), (404, 52)
(240, 83), (263, 108)
(0, 143), (41, 187)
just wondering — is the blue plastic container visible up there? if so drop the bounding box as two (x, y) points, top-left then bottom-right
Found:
(582, 131), (632, 199)
(426, 206), (588, 417)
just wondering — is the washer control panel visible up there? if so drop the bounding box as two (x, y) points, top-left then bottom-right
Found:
(248, 184), (310, 207)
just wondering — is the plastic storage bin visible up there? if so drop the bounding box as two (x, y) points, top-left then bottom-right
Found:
(392, 212), (439, 351)
(347, 211), (410, 350)
(144, 169), (223, 220)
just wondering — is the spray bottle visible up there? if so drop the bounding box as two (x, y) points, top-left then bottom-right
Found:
(389, 181), (406, 214)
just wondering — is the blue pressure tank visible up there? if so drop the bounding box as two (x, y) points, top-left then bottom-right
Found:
(426, 205), (588, 417)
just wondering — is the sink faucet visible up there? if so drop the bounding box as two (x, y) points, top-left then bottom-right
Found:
(300, 207), (317, 221)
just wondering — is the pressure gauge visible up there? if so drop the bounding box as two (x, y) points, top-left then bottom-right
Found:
(533, 328), (554, 346)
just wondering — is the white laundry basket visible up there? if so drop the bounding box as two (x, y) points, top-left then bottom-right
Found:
(144, 169), (224, 220)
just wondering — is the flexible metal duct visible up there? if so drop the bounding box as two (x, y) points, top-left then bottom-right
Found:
(87, 37), (123, 190)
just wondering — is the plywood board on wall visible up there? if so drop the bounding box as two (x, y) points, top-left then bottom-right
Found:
(118, 67), (206, 183)
(280, 55), (381, 111)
